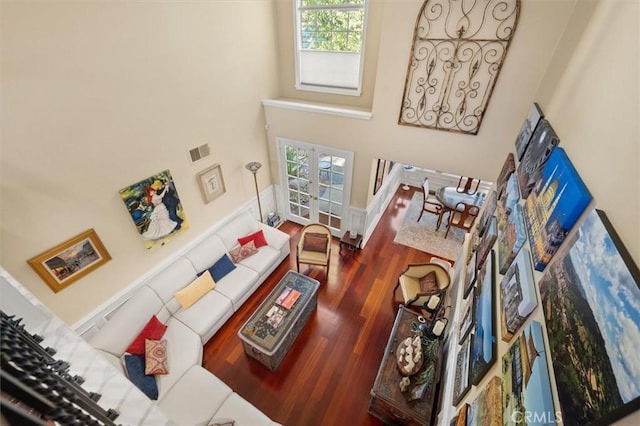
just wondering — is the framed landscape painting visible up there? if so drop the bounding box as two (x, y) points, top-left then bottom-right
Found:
(499, 248), (537, 342)
(502, 321), (556, 426)
(475, 216), (497, 271)
(27, 229), (111, 293)
(524, 147), (592, 271)
(516, 118), (560, 199)
(539, 208), (640, 425)
(514, 102), (544, 161)
(470, 250), (497, 386)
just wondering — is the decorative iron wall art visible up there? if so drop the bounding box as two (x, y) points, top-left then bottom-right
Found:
(399, 0), (520, 135)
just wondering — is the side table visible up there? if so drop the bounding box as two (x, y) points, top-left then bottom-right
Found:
(369, 306), (442, 425)
(339, 232), (362, 257)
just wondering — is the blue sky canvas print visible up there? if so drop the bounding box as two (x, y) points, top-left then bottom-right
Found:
(539, 208), (640, 424)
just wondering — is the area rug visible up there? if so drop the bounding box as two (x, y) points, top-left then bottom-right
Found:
(393, 193), (465, 262)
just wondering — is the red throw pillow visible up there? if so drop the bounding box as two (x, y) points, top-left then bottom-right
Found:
(126, 315), (168, 355)
(237, 230), (268, 248)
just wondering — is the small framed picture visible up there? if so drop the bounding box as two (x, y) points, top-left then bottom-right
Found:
(197, 164), (226, 203)
(27, 229), (111, 293)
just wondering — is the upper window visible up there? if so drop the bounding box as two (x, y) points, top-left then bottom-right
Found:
(294, 0), (367, 95)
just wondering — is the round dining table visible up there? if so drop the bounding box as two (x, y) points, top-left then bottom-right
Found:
(434, 187), (486, 229)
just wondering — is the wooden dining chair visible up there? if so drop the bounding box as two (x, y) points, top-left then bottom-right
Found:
(417, 178), (444, 228)
(456, 176), (481, 195)
(445, 201), (480, 238)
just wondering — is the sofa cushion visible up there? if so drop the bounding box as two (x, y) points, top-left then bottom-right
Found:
(145, 339), (169, 375)
(89, 286), (168, 357)
(213, 393), (276, 426)
(183, 234), (228, 273)
(174, 270), (215, 310)
(126, 315), (168, 355)
(212, 265), (260, 311)
(155, 317), (203, 399)
(237, 245), (281, 276)
(237, 229), (268, 248)
(157, 365), (233, 425)
(172, 290), (234, 344)
(206, 254), (236, 282)
(215, 211), (260, 250)
(146, 258), (198, 315)
(124, 354), (159, 400)
(228, 241), (259, 263)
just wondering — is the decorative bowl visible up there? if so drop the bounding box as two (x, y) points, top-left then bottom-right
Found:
(395, 336), (424, 376)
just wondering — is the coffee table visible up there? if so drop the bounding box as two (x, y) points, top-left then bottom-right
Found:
(369, 306), (442, 425)
(237, 270), (320, 371)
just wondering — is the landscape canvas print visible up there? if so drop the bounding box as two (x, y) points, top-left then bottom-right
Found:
(502, 321), (556, 426)
(467, 376), (502, 426)
(539, 209), (640, 425)
(524, 147), (592, 271)
(119, 170), (189, 250)
(496, 153), (515, 200)
(470, 250), (496, 386)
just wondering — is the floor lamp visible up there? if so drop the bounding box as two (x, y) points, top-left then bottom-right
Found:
(245, 161), (263, 223)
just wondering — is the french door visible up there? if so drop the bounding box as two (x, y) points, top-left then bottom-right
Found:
(277, 138), (353, 235)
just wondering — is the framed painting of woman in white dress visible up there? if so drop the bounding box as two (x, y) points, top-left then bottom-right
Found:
(119, 169), (189, 250)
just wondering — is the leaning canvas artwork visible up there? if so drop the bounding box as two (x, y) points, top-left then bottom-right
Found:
(119, 170), (189, 250)
(523, 147), (592, 271)
(539, 209), (640, 425)
(501, 321), (556, 426)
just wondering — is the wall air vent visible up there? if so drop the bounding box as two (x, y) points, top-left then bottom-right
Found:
(188, 144), (210, 163)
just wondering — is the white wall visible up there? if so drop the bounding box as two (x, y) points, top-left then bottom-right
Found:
(265, 0), (639, 267)
(1, 1), (280, 324)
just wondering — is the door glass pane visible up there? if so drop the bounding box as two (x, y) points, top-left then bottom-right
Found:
(286, 146), (312, 221)
(317, 152), (344, 231)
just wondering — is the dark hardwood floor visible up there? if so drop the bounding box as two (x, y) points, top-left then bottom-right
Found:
(203, 186), (443, 425)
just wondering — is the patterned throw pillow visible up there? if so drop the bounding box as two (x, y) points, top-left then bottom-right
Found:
(228, 240), (259, 263)
(126, 315), (168, 355)
(145, 339), (168, 375)
(418, 271), (438, 293)
(208, 419), (235, 426)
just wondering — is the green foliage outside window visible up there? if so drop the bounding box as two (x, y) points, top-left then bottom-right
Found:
(299, 0), (365, 53)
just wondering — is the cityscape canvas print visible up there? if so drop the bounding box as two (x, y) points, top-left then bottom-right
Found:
(516, 118), (560, 199)
(539, 208), (640, 425)
(524, 147), (592, 271)
(502, 321), (556, 426)
(514, 102), (544, 161)
(499, 248), (536, 342)
(498, 173), (520, 233)
(119, 170), (189, 250)
(495, 153), (516, 200)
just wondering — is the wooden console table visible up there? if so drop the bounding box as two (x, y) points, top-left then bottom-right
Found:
(369, 306), (442, 425)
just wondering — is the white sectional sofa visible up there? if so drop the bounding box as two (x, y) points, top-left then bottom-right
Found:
(89, 211), (290, 426)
